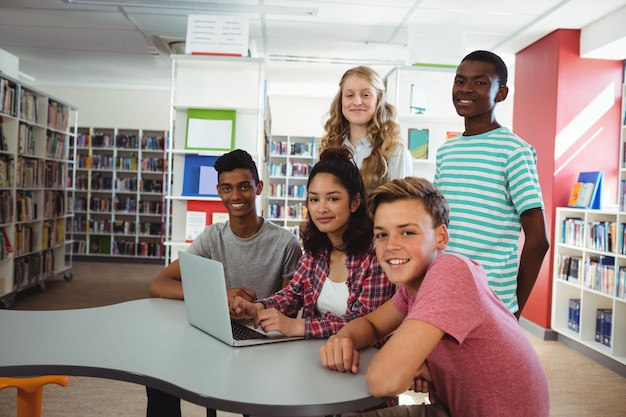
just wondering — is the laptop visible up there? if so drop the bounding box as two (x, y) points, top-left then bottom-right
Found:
(178, 250), (304, 347)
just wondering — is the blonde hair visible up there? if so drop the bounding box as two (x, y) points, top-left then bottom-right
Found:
(367, 177), (449, 228)
(319, 66), (403, 191)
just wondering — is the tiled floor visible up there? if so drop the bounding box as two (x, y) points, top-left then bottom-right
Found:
(1, 260), (625, 416)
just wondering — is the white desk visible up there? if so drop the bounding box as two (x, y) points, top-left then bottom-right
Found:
(0, 298), (387, 416)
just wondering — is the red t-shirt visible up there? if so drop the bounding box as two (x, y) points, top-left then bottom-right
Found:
(392, 253), (549, 417)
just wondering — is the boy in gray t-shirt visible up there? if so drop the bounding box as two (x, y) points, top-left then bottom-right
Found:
(147, 149), (301, 417)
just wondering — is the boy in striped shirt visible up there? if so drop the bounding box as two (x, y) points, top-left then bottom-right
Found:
(434, 50), (549, 318)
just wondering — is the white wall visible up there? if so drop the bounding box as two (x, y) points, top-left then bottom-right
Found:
(36, 85), (170, 130)
(36, 75), (513, 139)
(269, 95), (330, 137)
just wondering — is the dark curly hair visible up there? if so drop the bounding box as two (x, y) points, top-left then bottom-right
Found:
(300, 147), (372, 258)
(214, 149), (260, 184)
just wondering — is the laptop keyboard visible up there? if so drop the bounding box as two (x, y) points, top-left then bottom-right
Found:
(231, 321), (268, 340)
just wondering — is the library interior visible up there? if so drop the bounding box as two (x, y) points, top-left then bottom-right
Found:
(1, 1), (626, 416)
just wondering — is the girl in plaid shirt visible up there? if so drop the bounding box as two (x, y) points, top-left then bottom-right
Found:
(231, 147), (395, 338)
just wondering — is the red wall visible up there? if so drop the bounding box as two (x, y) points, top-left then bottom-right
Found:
(513, 29), (623, 328)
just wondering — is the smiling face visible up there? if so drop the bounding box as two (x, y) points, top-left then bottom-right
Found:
(307, 172), (360, 244)
(452, 59), (508, 134)
(373, 199), (448, 293)
(341, 74), (378, 130)
(216, 168), (262, 220)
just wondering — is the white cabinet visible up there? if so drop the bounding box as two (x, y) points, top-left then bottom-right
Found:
(164, 55), (266, 264)
(384, 65), (464, 182)
(0, 73), (76, 307)
(266, 135), (316, 235)
(551, 207), (626, 366)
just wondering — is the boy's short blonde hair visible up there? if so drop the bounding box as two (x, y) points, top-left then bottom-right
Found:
(367, 177), (449, 228)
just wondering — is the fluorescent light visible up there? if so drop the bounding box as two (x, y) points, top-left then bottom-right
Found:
(63, 0), (317, 16)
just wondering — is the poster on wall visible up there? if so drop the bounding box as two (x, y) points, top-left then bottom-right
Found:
(408, 128), (429, 159)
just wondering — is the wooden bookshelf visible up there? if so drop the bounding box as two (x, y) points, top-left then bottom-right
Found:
(69, 127), (166, 260)
(0, 73), (76, 308)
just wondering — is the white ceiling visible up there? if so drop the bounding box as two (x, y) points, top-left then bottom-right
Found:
(0, 0), (624, 97)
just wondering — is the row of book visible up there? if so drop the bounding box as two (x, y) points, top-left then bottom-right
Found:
(557, 254), (582, 283)
(268, 183), (306, 199)
(268, 162), (312, 178)
(18, 122), (35, 155)
(558, 253), (626, 299)
(561, 218), (619, 253)
(0, 117), (9, 151)
(1, 78), (17, 117)
(16, 190), (37, 222)
(41, 218), (66, 250)
(20, 90), (39, 124)
(567, 181), (596, 208)
(16, 156), (44, 188)
(587, 221), (615, 253)
(47, 100), (70, 132)
(0, 191), (12, 224)
(13, 251), (54, 290)
(42, 190), (65, 219)
(583, 256), (615, 295)
(43, 160), (66, 188)
(267, 202), (308, 220)
(46, 131), (67, 159)
(0, 228), (13, 261)
(74, 133), (165, 151)
(72, 237), (163, 258)
(270, 141), (314, 157)
(0, 154), (12, 189)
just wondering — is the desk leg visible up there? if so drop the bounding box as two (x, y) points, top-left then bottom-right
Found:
(206, 409), (216, 417)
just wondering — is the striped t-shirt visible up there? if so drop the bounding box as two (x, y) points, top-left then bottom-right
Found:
(434, 126), (544, 313)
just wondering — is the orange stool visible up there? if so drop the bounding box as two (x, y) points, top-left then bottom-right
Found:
(0, 375), (70, 417)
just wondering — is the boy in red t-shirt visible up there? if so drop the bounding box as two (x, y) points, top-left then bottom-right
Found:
(320, 177), (549, 417)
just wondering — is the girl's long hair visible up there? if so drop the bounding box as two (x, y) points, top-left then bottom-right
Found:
(300, 147), (372, 258)
(319, 66), (403, 191)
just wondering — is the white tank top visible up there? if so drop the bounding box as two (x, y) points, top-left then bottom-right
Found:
(316, 278), (349, 316)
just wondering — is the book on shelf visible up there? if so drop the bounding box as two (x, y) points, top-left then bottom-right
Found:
(568, 298), (580, 333)
(595, 308), (613, 347)
(566, 171), (603, 209)
(0, 227), (13, 260)
(567, 182), (583, 206)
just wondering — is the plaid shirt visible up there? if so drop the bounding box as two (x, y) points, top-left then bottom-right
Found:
(259, 242), (395, 339)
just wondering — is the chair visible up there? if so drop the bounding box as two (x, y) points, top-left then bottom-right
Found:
(0, 375), (70, 417)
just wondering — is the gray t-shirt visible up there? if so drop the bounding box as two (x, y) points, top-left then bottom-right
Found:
(187, 219), (301, 299)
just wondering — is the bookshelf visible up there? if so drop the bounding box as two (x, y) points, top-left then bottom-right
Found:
(164, 55), (266, 265)
(383, 65), (464, 182)
(266, 135), (316, 235)
(69, 127), (166, 260)
(550, 83), (626, 375)
(552, 207), (626, 368)
(0, 72), (76, 308)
